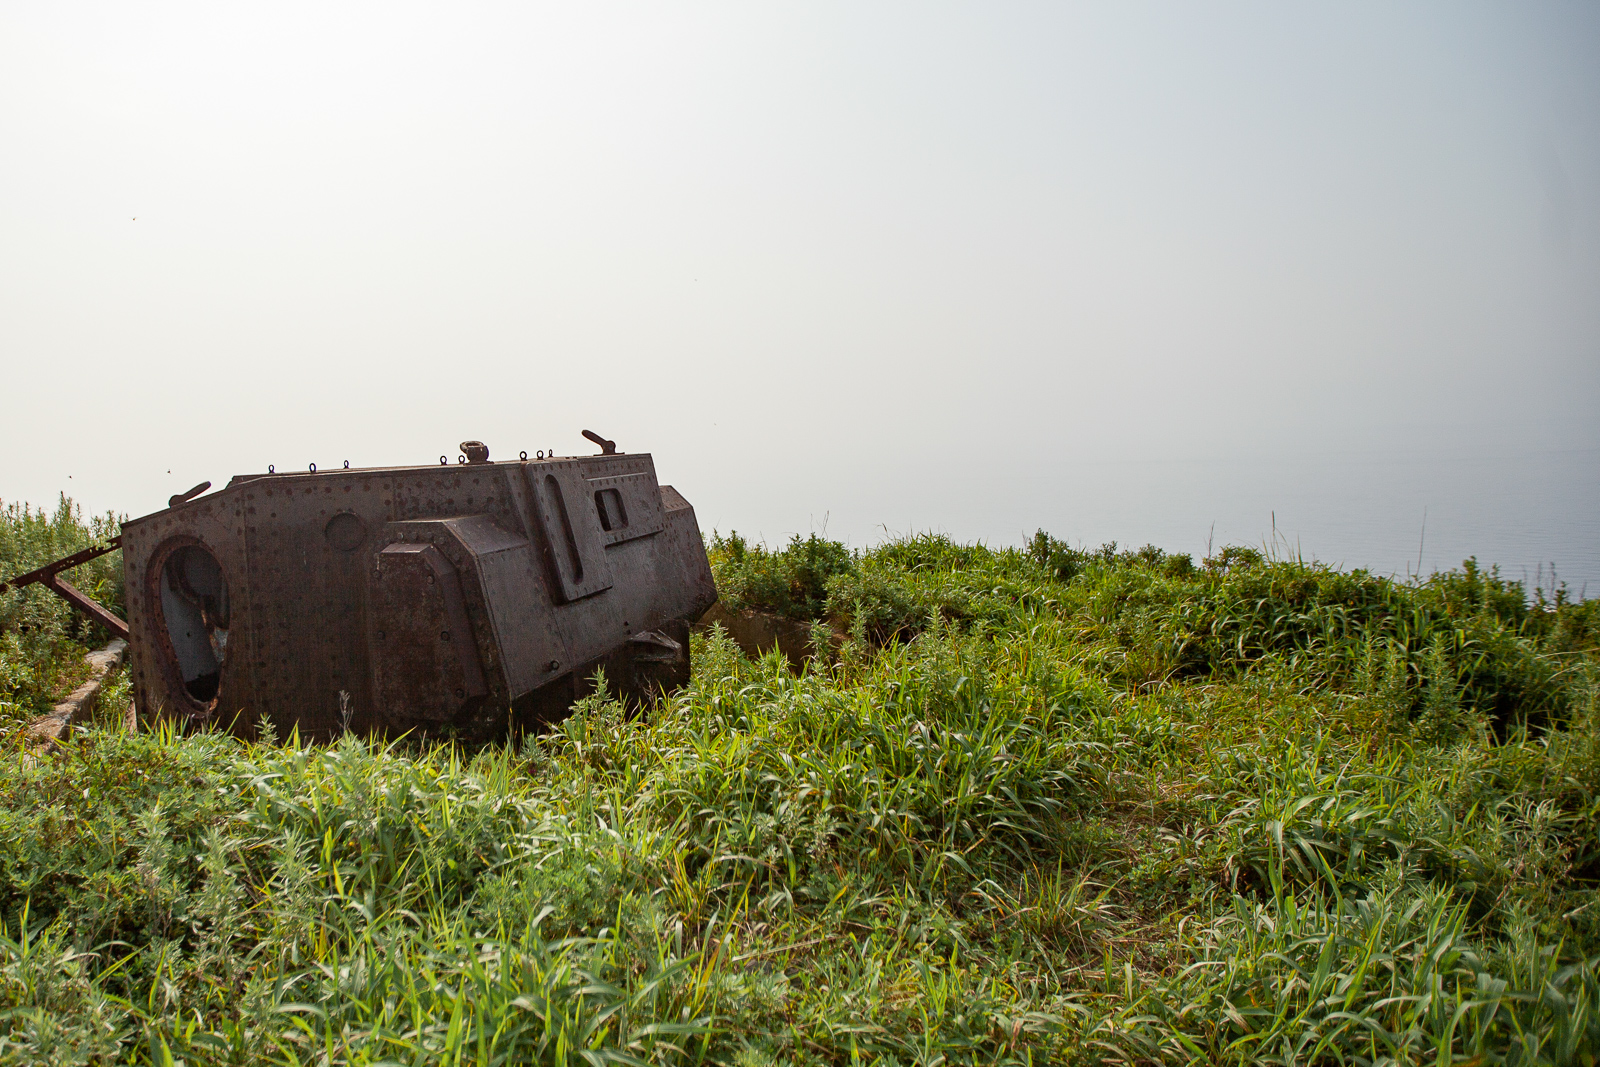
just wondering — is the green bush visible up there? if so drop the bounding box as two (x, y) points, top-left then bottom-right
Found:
(705, 531), (854, 620)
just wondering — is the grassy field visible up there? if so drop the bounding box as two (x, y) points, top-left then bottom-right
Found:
(2, 500), (1598, 1065)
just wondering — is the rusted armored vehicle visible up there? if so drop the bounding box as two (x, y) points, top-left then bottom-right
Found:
(4, 433), (717, 741)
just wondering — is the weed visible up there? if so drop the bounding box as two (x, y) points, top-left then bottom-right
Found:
(0, 508), (1596, 1063)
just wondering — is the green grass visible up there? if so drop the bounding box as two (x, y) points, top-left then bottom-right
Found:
(2, 504), (1598, 1064)
(0, 496), (124, 726)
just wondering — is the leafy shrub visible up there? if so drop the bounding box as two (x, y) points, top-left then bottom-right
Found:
(706, 531), (854, 620)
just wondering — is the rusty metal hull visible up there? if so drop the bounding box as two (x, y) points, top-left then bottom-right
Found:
(118, 452), (716, 741)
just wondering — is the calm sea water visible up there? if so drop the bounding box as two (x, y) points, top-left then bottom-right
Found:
(735, 445), (1599, 599)
(1021, 446), (1600, 597)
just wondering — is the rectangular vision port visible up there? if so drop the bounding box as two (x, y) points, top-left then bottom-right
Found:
(594, 487), (628, 531)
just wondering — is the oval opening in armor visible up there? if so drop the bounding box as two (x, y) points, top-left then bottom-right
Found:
(159, 544), (230, 702)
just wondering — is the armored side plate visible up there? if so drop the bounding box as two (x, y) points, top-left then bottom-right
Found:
(118, 449), (716, 741)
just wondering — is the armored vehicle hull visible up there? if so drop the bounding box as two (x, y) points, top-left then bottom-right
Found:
(116, 446), (715, 741)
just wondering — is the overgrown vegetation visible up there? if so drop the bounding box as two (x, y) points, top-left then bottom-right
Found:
(2, 504), (1597, 1064)
(0, 496), (123, 725)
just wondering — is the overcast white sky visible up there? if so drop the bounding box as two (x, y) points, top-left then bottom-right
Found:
(2, 3), (1596, 572)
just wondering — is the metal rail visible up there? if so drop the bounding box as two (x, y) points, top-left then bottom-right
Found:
(0, 537), (130, 641)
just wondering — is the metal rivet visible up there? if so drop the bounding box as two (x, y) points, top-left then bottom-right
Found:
(440, 630), (449, 641)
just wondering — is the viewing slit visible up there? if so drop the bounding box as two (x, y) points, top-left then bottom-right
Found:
(595, 488), (628, 531)
(545, 474), (584, 582)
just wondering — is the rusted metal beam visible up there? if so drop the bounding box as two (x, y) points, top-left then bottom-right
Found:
(0, 537), (130, 641)
(43, 575), (131, 642)
(0, 538), (122, 593)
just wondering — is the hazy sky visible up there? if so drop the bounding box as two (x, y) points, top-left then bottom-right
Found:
(2, 3), (1596, 576)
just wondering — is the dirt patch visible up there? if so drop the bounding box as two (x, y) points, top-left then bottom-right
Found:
(695, 602), (831, 670)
